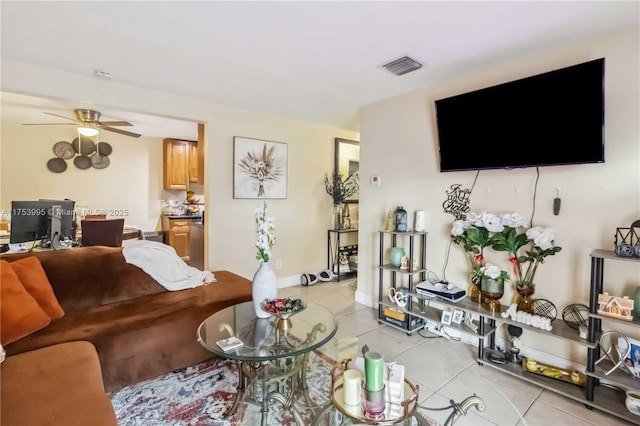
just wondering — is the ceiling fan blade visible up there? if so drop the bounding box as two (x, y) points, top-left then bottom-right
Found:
(99, 121), (133, 127)
(44, 112), (80, 123)
(23, 123), (76, 126)
(102, 126), (141, 138)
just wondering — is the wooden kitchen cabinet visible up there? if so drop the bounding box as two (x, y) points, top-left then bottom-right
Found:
(163, 139), (190, 190)
(188, 141), (198, 183)
(162, 217), (191, 262)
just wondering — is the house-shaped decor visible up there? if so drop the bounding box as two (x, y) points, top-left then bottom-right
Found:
(597, 293), (634, 321)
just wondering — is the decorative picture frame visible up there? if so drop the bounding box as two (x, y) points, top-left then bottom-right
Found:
(452, 309), (464, 324)
(464, 312), (478, 333)
(233, 136), (287, 199)
(441, 311), (452, 326)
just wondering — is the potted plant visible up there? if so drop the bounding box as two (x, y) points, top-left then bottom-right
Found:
(491, 224), (562, 312)
(480, 263), (510, 311)
(451, 211), (561, 312)
(324, 171), (358, 229)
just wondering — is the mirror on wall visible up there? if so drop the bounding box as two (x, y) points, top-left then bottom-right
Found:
(335, 138), (360, 204)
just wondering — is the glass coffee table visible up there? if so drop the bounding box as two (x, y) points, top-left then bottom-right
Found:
(197, 300), (338, 426)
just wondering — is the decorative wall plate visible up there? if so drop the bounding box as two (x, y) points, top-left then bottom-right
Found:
(72, 136), (96, 155)
(91, 154), (110, 169)
(47, 157), (67, 173)
(74, 155), (92, 169)
(53, 141), (75, 159)
(97, 142), (113, 156)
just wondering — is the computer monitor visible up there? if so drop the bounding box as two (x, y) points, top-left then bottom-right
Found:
(10, 199), (75, 246)
(38, 199), (76, 244)
(10, 201), (50, 244)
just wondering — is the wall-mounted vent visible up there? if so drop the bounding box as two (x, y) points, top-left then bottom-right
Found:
(382, 56), (423, 76)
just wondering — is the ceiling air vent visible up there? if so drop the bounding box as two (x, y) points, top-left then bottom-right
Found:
(382, 56), (423, 76)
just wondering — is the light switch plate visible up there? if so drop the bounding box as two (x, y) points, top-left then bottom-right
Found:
(370, 175), (382, 186)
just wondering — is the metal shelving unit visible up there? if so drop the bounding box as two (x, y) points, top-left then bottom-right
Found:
(377, 230), (427, 334)
(327, 229), (358, 282)
(585, 249), (640, 424)
(376, 245), (639, 423)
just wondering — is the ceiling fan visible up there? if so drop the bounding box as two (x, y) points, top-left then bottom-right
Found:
(23, 108), (142, 138)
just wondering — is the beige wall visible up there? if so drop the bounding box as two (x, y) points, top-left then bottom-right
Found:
(1, 60), (358, 281)
(358, 24), (640, 362)
(0, 121), (166, 231)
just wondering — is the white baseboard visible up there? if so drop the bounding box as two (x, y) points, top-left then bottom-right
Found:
(355, 289), (376, 308)
(277, 274), (303, 288)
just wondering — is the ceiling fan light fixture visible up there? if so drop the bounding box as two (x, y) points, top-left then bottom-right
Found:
(78, 125), (99, 137)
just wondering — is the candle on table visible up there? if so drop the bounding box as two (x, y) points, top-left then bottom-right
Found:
(364, 351), (384, 392)
(343, 369), (362, 406)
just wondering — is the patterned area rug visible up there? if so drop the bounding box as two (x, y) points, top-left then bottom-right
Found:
(110, 351), (441, 426)
(109, 351), (334, 426)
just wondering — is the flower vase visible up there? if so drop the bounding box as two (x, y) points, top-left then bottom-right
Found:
(481, 276), (504, 312)
(252, 262), (278, 318)
(468, 278), (483, 303)
(389, 247), (405, 268)
(514, 285), (536, 313)
(334, 203), (344, 230)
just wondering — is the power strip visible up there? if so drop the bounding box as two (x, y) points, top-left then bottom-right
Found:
(422, 321), (463, 341)
(422, 321), (445, 335)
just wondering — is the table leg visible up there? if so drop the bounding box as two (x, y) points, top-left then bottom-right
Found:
(223, 360), (246, 418)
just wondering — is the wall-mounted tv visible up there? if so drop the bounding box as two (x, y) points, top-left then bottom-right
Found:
(435, 58), (605, 172)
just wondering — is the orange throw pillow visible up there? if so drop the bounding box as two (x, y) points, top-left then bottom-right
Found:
(9, 257), (64, 319)
(0, 261), (51, 345)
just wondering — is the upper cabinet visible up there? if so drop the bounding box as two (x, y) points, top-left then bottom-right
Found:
(163, 139), (190, 190)
(196, 123), (205, 186)
(188, 141), (198, 183)
(163, 124), (205, 190)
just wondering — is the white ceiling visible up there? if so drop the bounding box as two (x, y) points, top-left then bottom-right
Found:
(1, 1), (638, 137)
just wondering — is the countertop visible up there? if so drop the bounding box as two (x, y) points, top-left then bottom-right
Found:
(165, 214), (202, 220)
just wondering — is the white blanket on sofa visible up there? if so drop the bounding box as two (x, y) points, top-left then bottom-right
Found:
(122, 240), (216, 291)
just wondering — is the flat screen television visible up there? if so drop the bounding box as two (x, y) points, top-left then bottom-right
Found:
(10, 200), (75, 245)
(435, 58), (605, 172)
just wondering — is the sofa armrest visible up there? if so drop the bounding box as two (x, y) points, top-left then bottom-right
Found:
(0, 341), (117, 426)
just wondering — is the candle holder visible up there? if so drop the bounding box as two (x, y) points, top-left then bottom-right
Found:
(362, 383), (386, 419)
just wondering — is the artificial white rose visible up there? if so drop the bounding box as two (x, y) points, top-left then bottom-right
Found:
(451, 220), (470, 236)
(481, 213), (504, 233)
(533, 228), (555, 250)
(483, 263), (502, 279)
(526, 226), (544, 240)
(466, 212), (483, 224)
(501, 213), (528, 228)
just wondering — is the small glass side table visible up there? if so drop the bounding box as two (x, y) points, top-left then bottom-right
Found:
(197, 301), (338, 426)
(313, 358), (486, 426)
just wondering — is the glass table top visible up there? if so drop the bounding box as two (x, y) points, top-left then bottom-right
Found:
(197, 300), (338, 362)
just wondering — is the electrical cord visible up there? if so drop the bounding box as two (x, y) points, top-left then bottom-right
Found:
(470, 170), (480, 193)
(426, 269), (443, 284)
(441, 327), (461, 341)
(417, 328), (442, 339)
(439, 239), (453, 284)
(530, 167), (540, 227)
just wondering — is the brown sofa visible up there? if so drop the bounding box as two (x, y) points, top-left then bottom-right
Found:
(1, 341), (118, 426)
(2, 246), (253, 391)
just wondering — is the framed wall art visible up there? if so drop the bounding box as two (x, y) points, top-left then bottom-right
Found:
(234, 136), (287, 199)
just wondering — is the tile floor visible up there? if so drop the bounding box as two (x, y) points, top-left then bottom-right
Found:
(280, 278), (634, 426)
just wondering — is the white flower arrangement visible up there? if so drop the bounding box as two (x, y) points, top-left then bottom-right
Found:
(452, 211), (561, 289)
(481, 263), (510, 282)
(255, 202), (276, 263)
